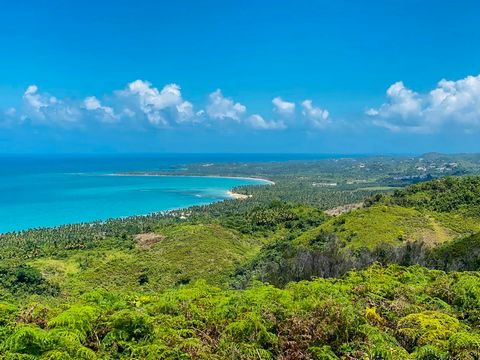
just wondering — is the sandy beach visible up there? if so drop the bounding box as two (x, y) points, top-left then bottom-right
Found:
(109, 172), (276, 185)
(107, 172), (274, 202)
(226, 191), (252, 200)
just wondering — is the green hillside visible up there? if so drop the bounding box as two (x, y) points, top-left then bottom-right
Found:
(296, 176), (480, 251)
(385, 176), (480, 214)
(1, 174), (480, 359)
(296, 205), (454, 250)
(230, 176), (480, 288)
(29, 224), (261, 296)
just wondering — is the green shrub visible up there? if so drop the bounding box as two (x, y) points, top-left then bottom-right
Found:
(448, 332), (480, 359)
(397, 311), (461, 350)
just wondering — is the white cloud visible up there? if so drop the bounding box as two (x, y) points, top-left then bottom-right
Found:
(301, 99), (330, 128)
(367, 74), (480, 132)
(118, 80), (191, 126)
(366, 81), (422, 128)
(83, 96), (117, 122)
(83, 96), (102, 111)
(427, 76), (480, 126)
(13, 81), (198, 128)
(124, 80), (182, 109)
(272, 96), (295, 116)
(365, 108), (379, 116)
(176, 101), (195, 123)
(8, 80), (340, 133)
(246, 114), (286, 130)
(23, 85), (50, 119)
(22, 85), (80, 124)
(206, 89), (246, 121)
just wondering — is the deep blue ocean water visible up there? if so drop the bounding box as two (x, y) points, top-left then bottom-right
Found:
(0, 154), (342, 233)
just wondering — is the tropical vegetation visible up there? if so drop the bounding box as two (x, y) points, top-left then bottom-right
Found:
(1, 156), (480, 359)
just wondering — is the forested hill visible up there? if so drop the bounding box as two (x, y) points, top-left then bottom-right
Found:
(377, 176), (480, 214)
(1, 171), (480, 358)
(236, 176), (480, 288)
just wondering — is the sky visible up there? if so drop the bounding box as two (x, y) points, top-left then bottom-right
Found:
(1, 0), (480, 154)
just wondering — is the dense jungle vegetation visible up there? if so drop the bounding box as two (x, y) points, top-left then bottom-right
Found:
(1, 154), (480, 359)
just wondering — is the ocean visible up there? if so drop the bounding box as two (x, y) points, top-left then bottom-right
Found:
(0, 154), (338, 233)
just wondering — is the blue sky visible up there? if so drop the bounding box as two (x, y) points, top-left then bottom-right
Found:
(1, 0), (480, 154)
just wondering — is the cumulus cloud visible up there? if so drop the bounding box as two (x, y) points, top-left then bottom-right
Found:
(272, 97), (295, 116)
(84, 96), (102, 110)
(5, 81), (337, 132)
(118, 80), (193, 126)
(12, 81), (205, 129)
(24, 85), (48, 113)
(366, 81), (423, 131)
(246, 114), (286, 130)
(83, 96), (117, 122)
(428, 76), (480, 126)
(122, 80), (182, 109)
(367, 74), (480, 132)
(206, 89), (246, 121)
(301, 100), (330, 128)
(22, 85), (80, 124)
(176, 101), (196, 123)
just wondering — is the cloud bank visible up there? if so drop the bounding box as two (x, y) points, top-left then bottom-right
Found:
(4, 73), (480, 135)
(367, 74), (480, 132)
(2, 80), (332, 132)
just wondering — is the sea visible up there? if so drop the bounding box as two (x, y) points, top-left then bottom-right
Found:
(0, 154), (342, 233)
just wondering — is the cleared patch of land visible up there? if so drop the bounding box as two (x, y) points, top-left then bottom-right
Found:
(324, 202), (363, 216)
(134, 232), (165, 249)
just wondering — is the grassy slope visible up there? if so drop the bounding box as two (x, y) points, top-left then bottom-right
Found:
(30, 224), (261, 296)
(295, 205), (458, 250)
(295, 177), (480, 251)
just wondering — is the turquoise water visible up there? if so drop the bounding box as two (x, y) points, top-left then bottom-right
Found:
(0, 155), (278, 233)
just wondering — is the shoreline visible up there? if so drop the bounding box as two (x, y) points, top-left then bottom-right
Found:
(106, 172), (276, 185)
(1, 193), (245, 235)
(1, 173), (273, 235)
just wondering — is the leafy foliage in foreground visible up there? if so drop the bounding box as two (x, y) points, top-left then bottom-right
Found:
(1, 265), (479, 359)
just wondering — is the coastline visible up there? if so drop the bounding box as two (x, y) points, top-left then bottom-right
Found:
(106, 172), (276, 185)
(1, 173), (274, 234)
(1, 192), (248, 234)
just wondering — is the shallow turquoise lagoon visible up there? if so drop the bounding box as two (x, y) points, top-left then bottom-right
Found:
(0, 172), (265, 233)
